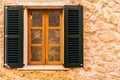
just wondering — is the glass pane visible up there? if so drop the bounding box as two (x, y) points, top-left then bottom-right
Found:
(49, 11), (60, 26)
(31, 47), (42, 61)
(32, 30), (42, 44)
(32, 11), (42, 26)
(48, 46), (60, 61)
(48, 29), (60, 44)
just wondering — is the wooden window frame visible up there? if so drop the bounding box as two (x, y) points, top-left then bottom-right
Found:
(28, 9), (46, 65)
(46, 9), (63, 65)
(28, 9), (64, 65)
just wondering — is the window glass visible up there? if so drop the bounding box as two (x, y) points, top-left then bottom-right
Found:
(31, 47), (42, 61)
(48, 29), (60, 44)
(32, 12), (42, 26)
(48, 46), (60, 61)
(49, 11), (60, 26)
(31, 30), (42, 44)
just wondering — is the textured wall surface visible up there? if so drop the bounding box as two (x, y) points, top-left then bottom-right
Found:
(0, 0), (120, 80)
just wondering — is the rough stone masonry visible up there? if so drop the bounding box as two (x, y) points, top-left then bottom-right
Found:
(0, 0), (120, 80)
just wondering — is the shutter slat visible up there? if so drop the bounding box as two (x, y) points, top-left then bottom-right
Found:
(4, 6), (24, 68)
(7, 9), (19, 35)
(64, 5), (83, 68)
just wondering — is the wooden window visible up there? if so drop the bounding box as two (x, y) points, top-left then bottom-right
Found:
(28, 9), (63, 65)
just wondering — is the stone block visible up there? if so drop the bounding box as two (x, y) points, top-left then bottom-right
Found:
(97, 31), (116, 43)
(105, 62), (119, 72)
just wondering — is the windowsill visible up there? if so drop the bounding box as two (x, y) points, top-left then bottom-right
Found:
(17, 65), (69, 71)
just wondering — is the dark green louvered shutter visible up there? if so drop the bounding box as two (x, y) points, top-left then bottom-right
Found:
(4, 6), (24, 68)
(64, 5), (83, 67)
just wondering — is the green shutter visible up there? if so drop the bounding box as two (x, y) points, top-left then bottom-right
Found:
(64, 5), (83, 67)
(4, 6), (24, 68)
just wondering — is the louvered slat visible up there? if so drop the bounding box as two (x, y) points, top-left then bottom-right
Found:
(64, 5), (83, 67)
(68, 10), (79, 35)
(7, 10), (19, 35)
(68, 38), (79, 63)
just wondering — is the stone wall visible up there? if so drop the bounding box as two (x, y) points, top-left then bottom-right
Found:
(0, 0), (120, 80)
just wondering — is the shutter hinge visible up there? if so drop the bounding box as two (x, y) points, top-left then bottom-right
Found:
(80, 64), (83, 67)
(4, 64), (10, 68)
(4, 35), (8, 37)
(5, 6), (8, 9)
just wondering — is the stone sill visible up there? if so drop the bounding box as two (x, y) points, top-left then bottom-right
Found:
(17, 65), (69, 71)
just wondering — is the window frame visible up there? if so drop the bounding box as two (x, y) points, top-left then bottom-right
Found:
(28, 9), (46, 65)
(23, 6), (64, 66)
(46, 9), (64, 65)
